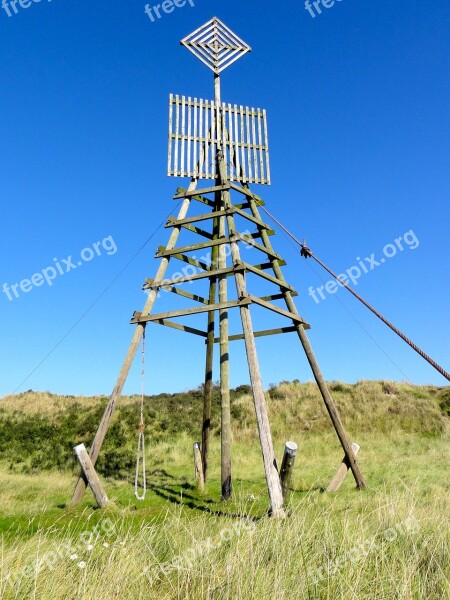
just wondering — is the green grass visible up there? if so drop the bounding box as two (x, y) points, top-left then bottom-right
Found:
(0, 382), (449, 599)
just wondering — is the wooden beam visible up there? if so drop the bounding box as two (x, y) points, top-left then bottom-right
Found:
(232, 205), (271, 229)
(177, 222), (213, 239)
(131, 298), (251, 324)
(147, 318), (208, 337)
(327, 443), (361, 492)
(243, 263), (296, 292)
(236, 233), (282, 261)
(253, 260), (287, 270)
(165, 208), (236, 228)
(156, 285), (209, 305)
(228, 182), (264, 204)
(143, 264), (245, 290)
(249, 295), (310, 326)
(156, 249), (209, 271)
(174, 185), (230, 199)
(213, 326), (298, 343)
(73, 444), (108, 508)
(156, 237), (232, 258)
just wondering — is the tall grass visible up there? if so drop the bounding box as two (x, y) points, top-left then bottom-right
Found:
(0, 381), (449, 599)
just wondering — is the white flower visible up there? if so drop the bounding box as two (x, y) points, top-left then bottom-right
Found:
(77, 561), (87, 570)
(119, 541), (125, 546)
(69, 554), (78, 561)
(86, 544), (94, 551)
(103, 542), (109, 548)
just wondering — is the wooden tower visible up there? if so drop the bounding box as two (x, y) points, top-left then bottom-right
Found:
(71, 17), (366, 517)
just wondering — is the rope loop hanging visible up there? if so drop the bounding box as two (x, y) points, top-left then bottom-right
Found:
(134, 326), (147, 501)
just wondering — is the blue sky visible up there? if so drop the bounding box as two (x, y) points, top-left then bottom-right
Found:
(0, 0), (449, 398)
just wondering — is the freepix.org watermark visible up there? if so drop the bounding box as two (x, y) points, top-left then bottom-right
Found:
(2, 235), (118, 302)
(1, 0), (53, 18)
(307, 230), (419, 305)
(305, 0), (343, 18)
(144, 0), (194, 24)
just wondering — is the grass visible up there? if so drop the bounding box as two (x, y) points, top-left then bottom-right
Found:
(0, 381), (449, 599)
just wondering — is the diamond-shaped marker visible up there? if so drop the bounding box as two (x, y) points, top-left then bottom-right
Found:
(181, 17), (251, 75)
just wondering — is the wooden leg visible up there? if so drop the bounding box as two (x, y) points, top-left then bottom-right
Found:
(71, 186), (196, 505)
(246, 196), (367, 490)
(327, 443), (360, 492)
(74, 444), (108, 508)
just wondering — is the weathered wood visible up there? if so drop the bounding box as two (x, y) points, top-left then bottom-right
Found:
(213, 325), (298, 343)
(143, 264), (245, 290)
(131, 298), (251, 324)
(218, 199), (232, 500)
(235, 233), (282, 261)
(174, 184), (230, 199)
(279, 441), (298, 500)
(217, 151), (285, 517)
(243, 263), (296, 292)
(71, 179), (198, 505)
(202, 215), (219, 480)
(245, 196), (367, 490)
(327, 443), (360, 492)
(165, 209), (235, 228)
(147, 318), (207, 337)
(161, 250), (209, 272)
(249, 295), (309, 326)
(156, 236), (233, 258)
(155, 285), (209, 305)
(73, 444), (108, 508)
(193, 442), (205, 492)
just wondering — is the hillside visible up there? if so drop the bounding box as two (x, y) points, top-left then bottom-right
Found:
(0, 380), (448, 477)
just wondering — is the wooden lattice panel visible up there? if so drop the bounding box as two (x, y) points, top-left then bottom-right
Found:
(167, 95), (271, 185)
(181, 17), (251, 75)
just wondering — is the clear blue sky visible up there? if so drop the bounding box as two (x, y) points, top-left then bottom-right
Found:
(1, 0), (449, 398)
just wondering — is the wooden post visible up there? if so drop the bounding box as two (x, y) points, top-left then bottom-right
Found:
(193, 442), (205, 492)
(73, 444), (108, 508)
(280, 441), (298, 500)
(246, 196), (367, 490)
(216, 155), (285, 518)
(327, 442), (360, 492)
(215, 74), (232, 501)
(202, 213), (220, 482)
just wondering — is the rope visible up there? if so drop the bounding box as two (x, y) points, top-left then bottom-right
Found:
(134, 327), (147, 501)
(260, 206), (450, 383)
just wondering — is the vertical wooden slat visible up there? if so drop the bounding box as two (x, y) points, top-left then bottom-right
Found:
(210, 100), (216, 180)
(193, 97), (198, 177)
(205, 100), (209, 179)
(234, 104), (240, 180)
(251, 108), (258, 183)
(187, 96), (192, 178)
(257, 109), (264, 184)
(227, 103), (234, 181)
(174, 95), (180, 176)
(263, 109), (271, 185)
(167, 94), (173, 176)
(180, 95), (186, 177)
(240, 105), (246, 182)
(245, 106), (252, 182)
(199, 98), (204, 178)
